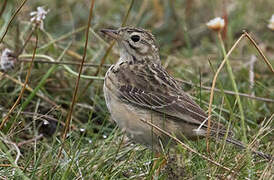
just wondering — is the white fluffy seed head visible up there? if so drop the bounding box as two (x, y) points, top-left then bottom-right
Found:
(206, 17), (225, 31)
(267, 14), (274, 31)
(0, 48), (15, 71)
(30, 6), (49, 30)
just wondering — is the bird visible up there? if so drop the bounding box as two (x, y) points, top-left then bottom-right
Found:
(101, 26), (270, 160)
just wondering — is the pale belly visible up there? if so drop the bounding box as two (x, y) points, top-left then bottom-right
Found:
(104, 79), (164, 149)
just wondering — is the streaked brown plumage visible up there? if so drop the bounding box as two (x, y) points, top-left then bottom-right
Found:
(101, 26), (270, 159)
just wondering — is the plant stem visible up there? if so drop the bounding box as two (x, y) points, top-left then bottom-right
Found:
(217, 32), (247, 143)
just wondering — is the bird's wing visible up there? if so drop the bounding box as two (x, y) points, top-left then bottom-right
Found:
(115, 62), (228, 133)
(118, 84), (208, 126)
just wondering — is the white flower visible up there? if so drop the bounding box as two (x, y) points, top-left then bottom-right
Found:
(267, 14), (274, 31)
(206, 17), (225, 31)
(0, 48), (16, 71)
(30, 6), (49, 30)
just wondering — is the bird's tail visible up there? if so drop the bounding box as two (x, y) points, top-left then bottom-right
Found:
(217, 136), (272, 161)
(194, 124), (271, 160)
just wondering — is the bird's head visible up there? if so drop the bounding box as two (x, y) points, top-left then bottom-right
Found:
(100, 26), (160, 64)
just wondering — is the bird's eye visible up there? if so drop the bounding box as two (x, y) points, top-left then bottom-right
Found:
(131, 35), (140, 42)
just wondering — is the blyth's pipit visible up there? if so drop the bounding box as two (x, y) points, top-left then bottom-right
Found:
(101, 26), (270, 159)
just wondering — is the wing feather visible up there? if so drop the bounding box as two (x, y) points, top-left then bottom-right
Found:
(114, 61), (230, 135)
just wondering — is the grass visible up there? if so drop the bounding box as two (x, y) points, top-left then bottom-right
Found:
(0, 0), (273, 179)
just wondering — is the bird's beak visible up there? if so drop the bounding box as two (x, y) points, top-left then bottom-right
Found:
(100, 28), (120, 40)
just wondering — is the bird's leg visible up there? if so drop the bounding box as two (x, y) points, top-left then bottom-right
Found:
(151, 152), (167, 179)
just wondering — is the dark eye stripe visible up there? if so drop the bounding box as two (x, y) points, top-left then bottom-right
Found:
(126, 40), (138, 50)
(129, 42), (138, 50)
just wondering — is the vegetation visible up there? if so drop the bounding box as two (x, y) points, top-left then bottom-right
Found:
(0, 0), (273, 179)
